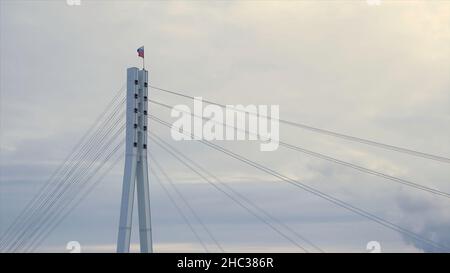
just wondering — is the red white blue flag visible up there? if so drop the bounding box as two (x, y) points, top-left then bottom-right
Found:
(137, 46), (144, 58)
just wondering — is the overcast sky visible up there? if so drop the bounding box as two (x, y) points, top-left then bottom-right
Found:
(1, 0), (449, 253)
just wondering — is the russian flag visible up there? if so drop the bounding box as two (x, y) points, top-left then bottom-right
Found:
(137, 46), (144, 58)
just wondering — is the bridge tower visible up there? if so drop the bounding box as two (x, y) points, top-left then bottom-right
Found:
(117, 67), (152, 253)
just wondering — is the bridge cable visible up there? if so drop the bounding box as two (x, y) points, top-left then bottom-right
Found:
(4, 109), (125, 251)
(149, 99), (449, 199)
(148, 115), (449, 252)
(149, 164), (209, 253)
(25, 142), (125, 252)
(10, 120), (125, 252)
(0, 87), (125, 249)
(1, 103), (125, 251)
(5, 108), (125, 251)
(148, 134), (309, 252)
(149, 85), (450, 164)
(22, 138), (125, 252)
(13, 127), (125, 252)
(148, 153), (225, 253)
(149, 132), (323, 253)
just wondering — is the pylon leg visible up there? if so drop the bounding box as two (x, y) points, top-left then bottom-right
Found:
(136, 156), (152, 253)
(117, 151), (137, 253)
(117, 67), (140, 253)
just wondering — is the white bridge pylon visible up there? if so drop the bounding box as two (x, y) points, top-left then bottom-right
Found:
(117, 67), (152, 253)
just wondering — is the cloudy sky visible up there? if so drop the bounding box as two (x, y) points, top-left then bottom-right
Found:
(0, 0), (449, 253)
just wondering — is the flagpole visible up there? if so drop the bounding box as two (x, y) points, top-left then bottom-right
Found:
(143, 46), (145, 70)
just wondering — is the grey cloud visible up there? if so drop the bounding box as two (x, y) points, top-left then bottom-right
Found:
(1, 1), (449, 252)
(395, 192), (450, 253)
